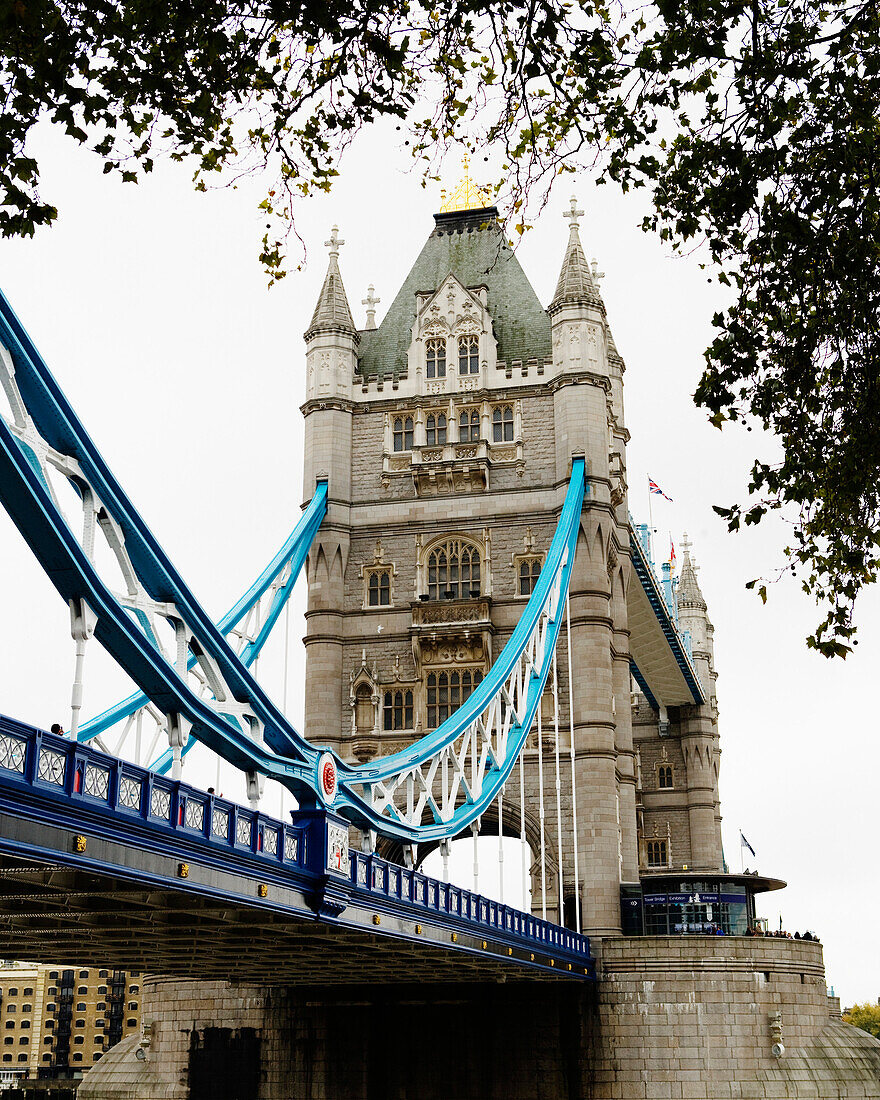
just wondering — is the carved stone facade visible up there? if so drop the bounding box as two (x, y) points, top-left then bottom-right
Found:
(301, 201), (636, 934)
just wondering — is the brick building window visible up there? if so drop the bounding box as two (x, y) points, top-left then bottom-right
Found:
(458, 335), (479, 374)
(427, 669), (483, 728)
(22, 989), (32, 997)
(3, 1039), (11, 1047)
(493, 405), (514, 442)
(392, 416), (414, 452)
(458, 408), (480, 443)
(383, 690), (414, 731)
(427, 539), (481, 600)
(657, 765), (674, 788)
(366, 568), (391, 607)
(425, 413), (446, 446)
(647, 839), (668, 867)
(426, 337), (446, 379)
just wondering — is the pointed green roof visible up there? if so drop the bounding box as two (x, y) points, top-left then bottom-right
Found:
(357, 208), (551, 377)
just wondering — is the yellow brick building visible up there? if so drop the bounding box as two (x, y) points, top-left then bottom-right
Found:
(0, 962), (141, 1086)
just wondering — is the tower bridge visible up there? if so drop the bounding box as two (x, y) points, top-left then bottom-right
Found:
(1, 183), (878, 1098)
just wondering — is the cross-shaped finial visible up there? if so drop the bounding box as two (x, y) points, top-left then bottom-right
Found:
(324, 225), (344, 258)
(681, 532), (692, 558)
(591, 258), (605, 285)
(363, 284), (380, 330)
(563, 195), (584, 230)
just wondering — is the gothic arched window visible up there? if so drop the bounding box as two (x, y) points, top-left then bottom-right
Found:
(519, 557), (542, 596)
(367, 568), (391, 606)
(426, 413), (447, 446)
(458, 408), (480, 443)
(393, 416), (414, 452)
(426, 337), (447, 379)
(492, 405), (514, 442)
(646, 839), (668, 867)
(658, 765), (674, 789)
(383, 690), (414, 730)
(427, 539), (481, 600)
(458, 335), (479, 374)
(355, 684), (374, 734)
(427, 669), (484, 727)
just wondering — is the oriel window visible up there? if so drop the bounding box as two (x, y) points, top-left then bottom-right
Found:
(492, 405), (514, 442)
(392, 416), (414, 452)
(426, 413), (447, 446)
(426, 338), (447, 379)
(458, 335), (479, 374)
(458, 409), (480, 443)
(427, 540), (481, 600)
(427, 669), (484, 728)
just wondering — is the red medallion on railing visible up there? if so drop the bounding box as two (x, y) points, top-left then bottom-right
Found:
(318, 753), (337, 805)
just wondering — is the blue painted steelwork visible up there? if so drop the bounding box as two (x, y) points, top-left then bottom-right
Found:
(629, 514), (704, 706)
(79, 480), (328, 773)
(0, 715), (594, 978)
(341, 457), (586, 841)
(0, 287), (586, 844)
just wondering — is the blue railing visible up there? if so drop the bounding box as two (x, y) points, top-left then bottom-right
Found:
(0, 715), (594, 976)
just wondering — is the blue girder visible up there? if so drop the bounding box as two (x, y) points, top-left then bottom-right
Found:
(628, 521), (705, 707)
(0, 287), (586, 843)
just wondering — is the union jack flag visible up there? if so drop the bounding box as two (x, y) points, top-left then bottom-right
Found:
(648, 477), (673, 502)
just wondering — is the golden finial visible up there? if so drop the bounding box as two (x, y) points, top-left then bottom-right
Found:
(439, 153), (492, 213)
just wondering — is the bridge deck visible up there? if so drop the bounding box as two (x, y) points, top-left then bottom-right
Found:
(0, 717), (594, 984)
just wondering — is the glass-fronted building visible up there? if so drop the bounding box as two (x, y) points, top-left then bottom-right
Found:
(621, 873), (785, 936)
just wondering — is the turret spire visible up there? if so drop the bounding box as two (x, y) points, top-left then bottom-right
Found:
(549, 196), (602, 314)
(306, 225), (357, 340)
(678, 533), (708, 611)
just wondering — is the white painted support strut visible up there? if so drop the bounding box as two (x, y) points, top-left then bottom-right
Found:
(537, 696), (547, 922)
(565, 593), (581, 934)
(497, 789), (504, 904)
(472, 819), (480, 895)
(553, 641), (564, 923)
(68, 598), (97, 738)
(519, 751), (527, 912)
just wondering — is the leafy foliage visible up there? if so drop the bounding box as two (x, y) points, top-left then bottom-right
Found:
(843, 1002), (880, 1039)
(3, 1), (879, 652)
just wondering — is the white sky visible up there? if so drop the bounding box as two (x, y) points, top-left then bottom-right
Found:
(1, 122), (877, 1007)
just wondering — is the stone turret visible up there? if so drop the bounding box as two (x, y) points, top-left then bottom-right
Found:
(676, 534), (722, 870)
(301, 227), (357, 752)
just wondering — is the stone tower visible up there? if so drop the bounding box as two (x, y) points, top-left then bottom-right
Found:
(633, 536), (723, 877)
(301, 193), (635, 934)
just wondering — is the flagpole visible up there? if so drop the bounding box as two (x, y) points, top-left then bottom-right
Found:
(647, 482), (654, 557)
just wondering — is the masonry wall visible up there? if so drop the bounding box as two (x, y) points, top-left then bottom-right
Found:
(593, 937), (880, 1098)
(79, 939), (880, 1100)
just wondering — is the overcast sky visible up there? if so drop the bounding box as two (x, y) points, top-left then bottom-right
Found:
(1, 121), (877, 1007)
